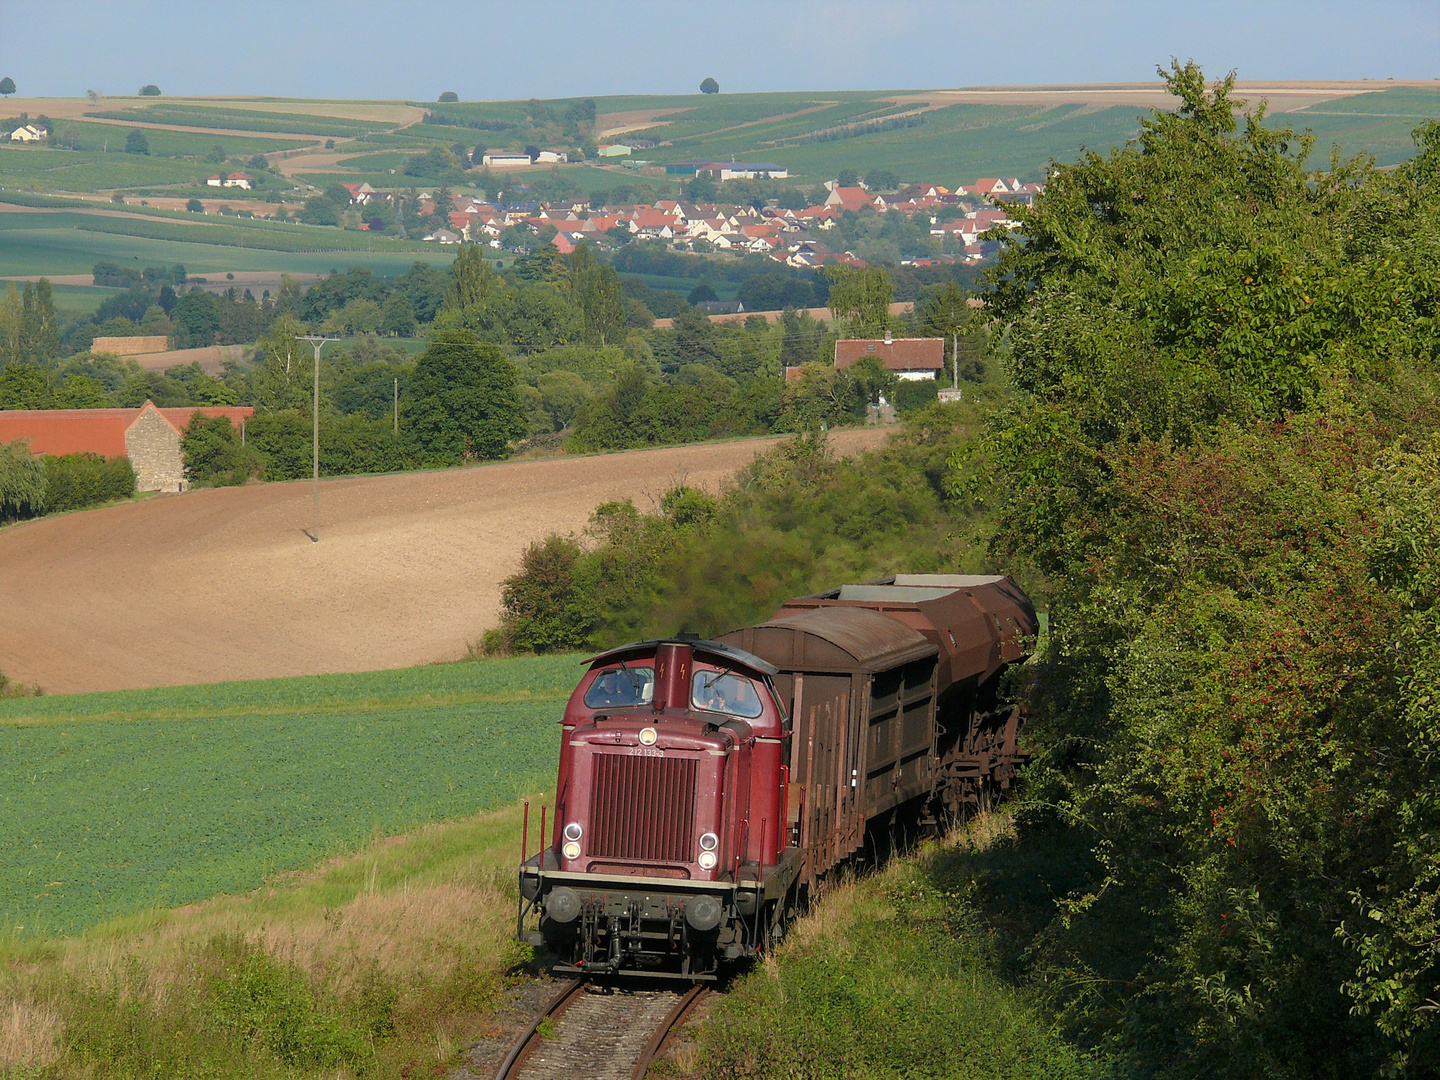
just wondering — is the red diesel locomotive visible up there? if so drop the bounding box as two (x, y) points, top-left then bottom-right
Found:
(517, 574), (1038, 979)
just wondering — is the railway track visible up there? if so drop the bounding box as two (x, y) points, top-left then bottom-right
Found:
(495, 979), (708, 1080)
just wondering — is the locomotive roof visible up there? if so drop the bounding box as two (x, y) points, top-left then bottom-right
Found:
(585, 637), (779, 676)
(726, 606), (937, 673)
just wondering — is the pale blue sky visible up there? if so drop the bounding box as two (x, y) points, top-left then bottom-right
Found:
(4, 0), (1438, 100)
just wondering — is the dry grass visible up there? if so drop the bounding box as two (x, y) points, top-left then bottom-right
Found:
(0, 997), (63, 1069)
(0, 799), (543, 1076)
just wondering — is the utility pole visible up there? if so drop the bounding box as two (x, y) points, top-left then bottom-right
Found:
(301, 335), (339, 542)
(393, 377), (399, 434)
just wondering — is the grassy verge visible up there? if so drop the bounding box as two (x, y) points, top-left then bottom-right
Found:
(0, 800), (539, 1078)
(695, 813), (1113, 1080)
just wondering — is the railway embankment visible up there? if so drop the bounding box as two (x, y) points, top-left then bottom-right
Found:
(688, 811), (1113, 1079)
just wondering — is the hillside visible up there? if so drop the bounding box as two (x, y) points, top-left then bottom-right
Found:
(0, 430), (882, 694)
(3, 81), (1439, 289)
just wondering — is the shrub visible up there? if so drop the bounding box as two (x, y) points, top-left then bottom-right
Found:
(41, 452), (135, 513)
(182, 413), (261, 487)
(893, 378), (938, 412)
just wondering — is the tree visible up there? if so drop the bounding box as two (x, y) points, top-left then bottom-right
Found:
(912, 281), (982, 381)
(699, 77), (719, 95)
(124, 129), (149, 155)
(207, 144), (226, 163)
(169, 290), (220, 349)
(0, 77), (14, 97)
(86, 89), (98, 104)
(686, 281), (719, 305)
(381, 292), (417, 337)
(962, 61), (1440, 1076)
(138, 84), (161, 96)
(249, 314), (311, 413)
(407, 328), (524, 462)
(836, 167), (860, 188)
(865, 169), (899, 191)
(438, 91), (459, 103)
(0, 440), (45, 520)
(825, 264), (892, 336)
(566, 242), (627, 347)
(186, 198), (204, 213)
(298, 196), (339, 226)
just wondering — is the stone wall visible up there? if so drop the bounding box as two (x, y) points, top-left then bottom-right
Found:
(123, 408), (186, 492)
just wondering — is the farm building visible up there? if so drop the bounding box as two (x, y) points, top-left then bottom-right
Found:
(0, 402), (253, 493)
(834, 336), (945, 380)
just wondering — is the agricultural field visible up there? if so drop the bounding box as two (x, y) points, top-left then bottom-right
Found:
(0, 146), (219, 191)
(47, 120), (310, 159)
(86, 103), (394, 139)
(0, 210), (457, 278)
(0, 655), (582, 936)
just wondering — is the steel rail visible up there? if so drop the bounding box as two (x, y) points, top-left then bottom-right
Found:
(629, 983), (709, 1080)
(494, 978), (587, 1080)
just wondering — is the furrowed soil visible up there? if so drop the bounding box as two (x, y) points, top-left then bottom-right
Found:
(0, 430), (883, 695)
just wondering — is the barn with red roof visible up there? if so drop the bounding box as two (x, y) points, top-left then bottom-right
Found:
(0, 402), (253, 493)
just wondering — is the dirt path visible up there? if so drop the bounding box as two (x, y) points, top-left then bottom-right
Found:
(0, 430), (885, 695)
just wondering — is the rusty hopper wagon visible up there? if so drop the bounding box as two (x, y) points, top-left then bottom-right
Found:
(518, 574), (1037, 979)
(722, 573), (1038, 886)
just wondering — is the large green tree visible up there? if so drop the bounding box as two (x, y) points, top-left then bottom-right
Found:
(965, 61), (1440, 1076)
(407, 328), (524, 462)
(825, 264), (892, 337)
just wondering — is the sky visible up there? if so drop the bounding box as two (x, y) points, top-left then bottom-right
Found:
(4, 0), (1439, 100)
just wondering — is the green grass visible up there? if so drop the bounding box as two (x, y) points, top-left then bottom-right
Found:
(0, 146), (218, 191)
(47, 121), (310, 159)
(87, 104), (393, 139)
(0, 655), (584, 935)
(701, 814), (1111, 1079)
(0, 211), (458, 277)
(71, 213), (441, 255)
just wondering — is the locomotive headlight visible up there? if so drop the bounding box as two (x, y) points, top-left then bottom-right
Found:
(563, 822), (583, 842)
(639, 727), (658, 746)
(562, 840), (582, 861)
(699, 832), (718, 851)
(697, 850), (718, 870)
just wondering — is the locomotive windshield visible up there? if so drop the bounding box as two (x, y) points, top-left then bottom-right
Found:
(691, 670), (764, 719)
(584, 666), (654, 708)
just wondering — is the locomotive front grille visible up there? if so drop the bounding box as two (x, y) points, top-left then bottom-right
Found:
(588, 753), (697, 862)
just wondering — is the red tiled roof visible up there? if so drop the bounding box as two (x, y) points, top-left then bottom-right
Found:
(834, 338), (944, 372)
(0, 405), (253, 459)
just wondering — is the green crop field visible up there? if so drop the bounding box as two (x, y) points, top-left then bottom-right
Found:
(0, 211), (458, 278)
(0, 146), (219, 192)
(0, 655), (585, 936)
(48, 121), (310, 160)
(87, 104), (394, 139)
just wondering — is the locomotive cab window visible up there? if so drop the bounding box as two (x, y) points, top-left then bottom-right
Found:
(584, 666), (654, 708)
(692, 670), (764, 719)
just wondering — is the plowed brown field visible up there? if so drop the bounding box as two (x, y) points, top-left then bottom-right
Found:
(0, 431), (884, 695)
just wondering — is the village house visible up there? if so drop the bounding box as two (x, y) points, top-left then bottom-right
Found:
(0, 403), (253, 493)
(222, 171), (254, 189)
(834, 334), (945, 381)
(10, 124), (47, 142)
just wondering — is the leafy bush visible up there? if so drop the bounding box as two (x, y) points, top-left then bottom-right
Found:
(40, 452), (135, 512)
(489, 403), (999, 650)
(965, 62), (1440, 1075)
(182, 413), (261, 487)
(893, 377), (938, 412)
